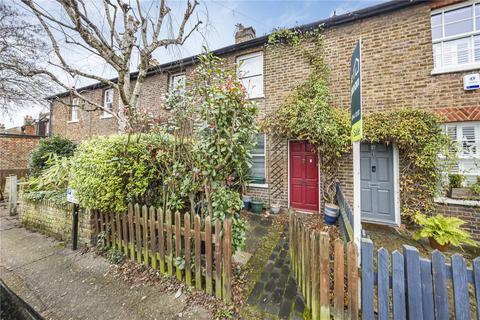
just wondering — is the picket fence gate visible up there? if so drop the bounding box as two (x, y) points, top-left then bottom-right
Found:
(93, 203), (233, 303)
(361, 238), (480, 320)
(289, 213), (359, 320)
(290, 212), (480, 320)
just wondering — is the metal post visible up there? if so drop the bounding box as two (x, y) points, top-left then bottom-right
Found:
(72, 204), (79, 250)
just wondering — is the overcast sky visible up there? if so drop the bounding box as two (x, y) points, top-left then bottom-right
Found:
(2, 0), (385, 129)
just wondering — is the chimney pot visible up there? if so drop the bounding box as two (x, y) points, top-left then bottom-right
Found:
(235, 23), (256, 44)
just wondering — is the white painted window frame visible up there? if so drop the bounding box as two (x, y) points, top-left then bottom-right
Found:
(442, 121), (480, 182)
(68, 98), (79, 123)
(431, 0), (480, 74)
(169, 73), (186, 95)
(236, 51), (264, 99)
(101, 88), (114, 119)
(248, 133), (267, 188)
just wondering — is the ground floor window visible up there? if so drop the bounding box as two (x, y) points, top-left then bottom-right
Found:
(249, 133), (266, 184)
(443, 121), (480, 185)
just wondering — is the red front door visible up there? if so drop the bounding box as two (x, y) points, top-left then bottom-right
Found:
(289, 141), (319, 212)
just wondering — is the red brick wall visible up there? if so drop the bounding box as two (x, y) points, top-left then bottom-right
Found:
(435, 202), (480, 240)
(0, 134), (41, 187)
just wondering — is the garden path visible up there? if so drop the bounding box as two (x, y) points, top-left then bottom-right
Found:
(241, 212), (304, 319)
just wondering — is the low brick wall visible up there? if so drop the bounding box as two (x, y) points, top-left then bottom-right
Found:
(19, 198), (94, 246)
(435, 198), (480, 241)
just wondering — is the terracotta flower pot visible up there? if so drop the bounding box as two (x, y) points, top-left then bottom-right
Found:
(429, 237), (449, 252)
(24, 125), (35, 135)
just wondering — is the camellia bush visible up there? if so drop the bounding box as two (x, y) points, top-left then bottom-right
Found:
(70, 133), (175, 213)
(29, 135), (76, 176)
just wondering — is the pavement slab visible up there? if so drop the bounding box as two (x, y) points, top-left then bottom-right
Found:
(0, 206), (210, 320)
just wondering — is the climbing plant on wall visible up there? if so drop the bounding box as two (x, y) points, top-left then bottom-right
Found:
(263, 27), (453, 221)
(263, 27), (351, 204)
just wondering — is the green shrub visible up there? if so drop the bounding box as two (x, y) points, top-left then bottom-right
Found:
(29, 135), (76, 176)
(448, 174), (464, 189)
(413, 214), (477, 248)
(70, 133), (174, 212)
(23, 154), (71, 205)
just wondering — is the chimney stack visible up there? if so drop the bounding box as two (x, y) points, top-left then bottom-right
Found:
(235, 24), (256, 44)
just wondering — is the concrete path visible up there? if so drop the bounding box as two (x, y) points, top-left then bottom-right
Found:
(0, 205), (210, 320)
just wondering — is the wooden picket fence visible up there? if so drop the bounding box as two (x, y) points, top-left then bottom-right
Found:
(361, 238), (480, 320)
(290, 210), (480, 319)
(289, 212), (359, 320)
(93, 203), (233, 303)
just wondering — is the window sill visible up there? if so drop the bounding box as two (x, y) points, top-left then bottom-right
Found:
(434, 196), (480, 207)
(247, 96), (264, 100)
(100, 114), (113, 119)
(67, 120), (79, 124)
(247, 183), (268, 189)
(431, 64), (480, 75)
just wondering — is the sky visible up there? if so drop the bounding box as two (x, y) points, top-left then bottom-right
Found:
(2, 0), (386, 129)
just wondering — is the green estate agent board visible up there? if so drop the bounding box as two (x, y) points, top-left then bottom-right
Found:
(350, 40), (362, 142)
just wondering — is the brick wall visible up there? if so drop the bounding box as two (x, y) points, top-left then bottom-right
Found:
(435, 202), (480, 241)
(0, 134), (41, 187)
(19, 197), (94, 246)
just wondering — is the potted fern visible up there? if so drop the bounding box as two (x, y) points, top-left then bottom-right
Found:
(413, 214), (477, 252)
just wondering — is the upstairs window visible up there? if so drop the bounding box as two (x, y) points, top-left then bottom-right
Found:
(249, 133), (266, 184)
(431, 1), (480, 73)
(102, 89), (113, 118)
(237, 52), (263, 99)
(443, 121), (480, 184)
(169, 73), (186, 95)
(69, 98), (79, 122)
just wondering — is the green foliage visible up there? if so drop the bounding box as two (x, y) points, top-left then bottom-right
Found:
(264, 28), (350, 203)
(29, 135), (76, 176)
(107, 249), (124, 264)
(413, 214), (477, 248)
(471, 177), (480, 195)
(449, 174), (464, 189)
(70, 133), (174, 212)
(160, 52), (258, 252)
(364, 109), (453, 220)
(23, 154), (71, 205)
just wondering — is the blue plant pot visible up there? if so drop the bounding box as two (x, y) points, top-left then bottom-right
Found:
(243, 200), (251, 210)
(324, 203), (339, 225)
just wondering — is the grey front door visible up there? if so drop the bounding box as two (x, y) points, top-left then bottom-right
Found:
(360, 143), (395, 224)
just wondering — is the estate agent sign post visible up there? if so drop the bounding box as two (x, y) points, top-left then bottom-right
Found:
(67, 187), (79, 250)
(351, 39), (363, 249)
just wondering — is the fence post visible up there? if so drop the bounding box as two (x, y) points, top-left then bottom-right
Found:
(333, 238), (345, 320)
(451, 254), (471, 320)
(361, 238), (374, 320)
(377, 247), (389, 320)
(347, 241), (358, 320)
(319, 232), (330, 320)
(431, 250), (448, 320)
(403, 245), (423, 320)
(420, 259), (434, 320)
(473, 257), (480, 320)
(223, 218), (232, 303)
(392, 250), (406, 320)
(8, 175), (17, 216)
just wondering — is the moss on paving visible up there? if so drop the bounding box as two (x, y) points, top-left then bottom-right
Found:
(239, 217), (285, 320)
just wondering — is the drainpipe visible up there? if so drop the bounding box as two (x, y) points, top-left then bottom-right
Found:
(48, 99), (53, 136)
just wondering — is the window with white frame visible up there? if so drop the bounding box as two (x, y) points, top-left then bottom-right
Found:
(169, 73), (186, 95)
(237, 52), (263, 99)
(249, 133), (266, 184)
(102, 89), (113, 118)
(69, 98), (79, 122)
(431, 1), (480, 73)
(443, 121), (480, 184)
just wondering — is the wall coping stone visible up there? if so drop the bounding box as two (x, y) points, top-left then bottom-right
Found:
(434, 196), (480, 208)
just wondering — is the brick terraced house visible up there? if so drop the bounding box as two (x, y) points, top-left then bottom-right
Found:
(48, 0), (480, 240)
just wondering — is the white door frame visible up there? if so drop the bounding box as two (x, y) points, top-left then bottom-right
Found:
(287, 139), (321, 213)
